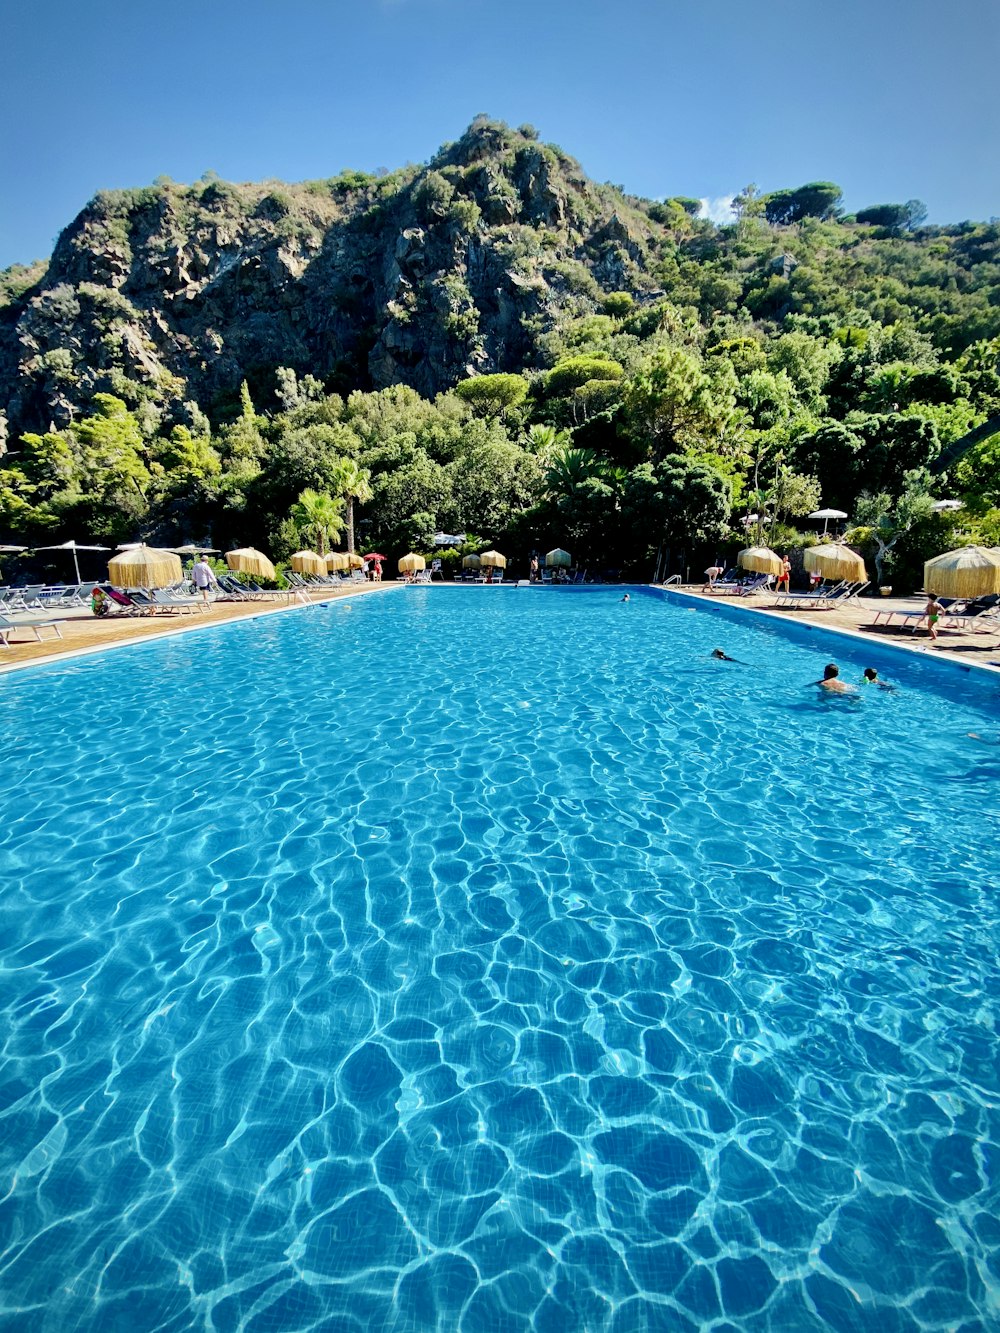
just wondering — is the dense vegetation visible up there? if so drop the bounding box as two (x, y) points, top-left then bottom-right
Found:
(1, 117), (998, 588)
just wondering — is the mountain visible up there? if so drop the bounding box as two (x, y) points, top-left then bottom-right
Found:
(0, 119), (674, 437)
(4, 116), (999, 445)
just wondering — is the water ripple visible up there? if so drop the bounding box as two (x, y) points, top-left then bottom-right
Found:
(0, 588), (997, 1331)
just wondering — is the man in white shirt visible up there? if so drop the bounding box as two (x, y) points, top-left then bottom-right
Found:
(191, 556), (218, 605)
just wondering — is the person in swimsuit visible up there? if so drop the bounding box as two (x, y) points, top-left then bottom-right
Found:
(863, 667), (895, 690)
(813, 663), (856, 694)
(776, 555), (791, 594)
(924, 594), (945, 640)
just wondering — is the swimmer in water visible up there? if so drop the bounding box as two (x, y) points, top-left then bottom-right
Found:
(813, 663), (856, 694)
(863, 667), (895, 690)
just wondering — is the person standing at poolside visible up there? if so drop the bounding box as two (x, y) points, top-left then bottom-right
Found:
(529, 555), (540, 583)
(191, 555), (218, 605)
(924, 593), (945, 640)
(776, 554), (791, 594)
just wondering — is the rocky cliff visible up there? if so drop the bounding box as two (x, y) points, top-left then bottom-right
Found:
(0, 119), (666, 436)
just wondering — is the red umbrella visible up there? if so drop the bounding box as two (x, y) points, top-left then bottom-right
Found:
(363, 553), (386, 562)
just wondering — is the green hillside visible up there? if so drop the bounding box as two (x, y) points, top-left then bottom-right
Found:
(1, 117), (998, 587)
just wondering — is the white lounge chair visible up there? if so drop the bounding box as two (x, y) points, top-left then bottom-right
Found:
(0, 614), (63, 647)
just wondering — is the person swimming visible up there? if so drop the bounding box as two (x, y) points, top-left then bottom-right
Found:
(813, 663), (856, 694)
(863, 667), (895, 690)
(621, 594), (630, 602)
(710, 648), (739, 662)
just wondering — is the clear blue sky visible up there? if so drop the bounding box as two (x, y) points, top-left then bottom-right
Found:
(2, 0), (998, 268)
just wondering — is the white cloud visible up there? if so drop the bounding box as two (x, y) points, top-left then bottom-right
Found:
(698, 194), (736, 225)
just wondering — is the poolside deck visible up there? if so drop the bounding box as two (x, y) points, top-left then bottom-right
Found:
(673, 585), (1000, 673)
(3, 582), (999, 676)
(0, 583), (392, 672)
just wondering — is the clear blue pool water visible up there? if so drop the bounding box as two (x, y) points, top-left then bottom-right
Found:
(1, 585), (998, 1333)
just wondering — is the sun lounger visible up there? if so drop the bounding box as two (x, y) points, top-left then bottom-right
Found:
(773, 580), (869, 609)
(5, 584), (46, 611)
(151, 588), (200, 614)
(725, 573), (773, 596)
(871, 595), (968, 631)
(0, 613), (63, 646)
(41, 583), (87, 608)
(101, 585), (149, 616)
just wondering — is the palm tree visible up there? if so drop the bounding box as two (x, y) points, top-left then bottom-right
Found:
(331, 460), (373, 553)
(543, 447), (602, 497)
(290, 488), (344, 555)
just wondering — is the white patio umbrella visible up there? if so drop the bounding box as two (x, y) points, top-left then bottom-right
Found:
(0, 544), (25, 574)
(34, 540), (110, 583)
(171, 543), (221, 554)
(930, 500), (962, 512)
(808, 508), (848, 536)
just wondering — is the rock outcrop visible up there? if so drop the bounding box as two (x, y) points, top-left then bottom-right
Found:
(0, 119), (665, 435)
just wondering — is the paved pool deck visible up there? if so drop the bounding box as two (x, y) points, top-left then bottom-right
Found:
(667, 584), (1000, 676)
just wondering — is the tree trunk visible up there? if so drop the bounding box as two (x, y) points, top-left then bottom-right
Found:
(346, 499), (355, 554)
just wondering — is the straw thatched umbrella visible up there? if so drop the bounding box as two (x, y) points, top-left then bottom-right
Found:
(226, 548), (277, 580)
(108, 546), (183, 589)
(738, 546), (783, 576)
(545, 548), (572, 568)
(803, 543), (867, 583)
(923, 546), (1000, 599)
(398, 553), (426, 574)
(462, 554), (481, 570)
(290, 550), (326, 576)
(346, 553), (364, 570)
(479, 550), (507, 569)
(326, 551), (349, 572)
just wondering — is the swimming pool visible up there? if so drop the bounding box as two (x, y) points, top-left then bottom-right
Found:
(1, 586), (997, 1332)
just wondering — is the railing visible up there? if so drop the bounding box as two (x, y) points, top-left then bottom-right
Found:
(661, 574), (682, 586)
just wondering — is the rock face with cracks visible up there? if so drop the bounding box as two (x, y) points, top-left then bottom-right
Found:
(0, 119), (661, 436)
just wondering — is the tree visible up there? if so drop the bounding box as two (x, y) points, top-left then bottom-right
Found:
(545, 357), (625, 396)
(290, 488), (344, 554)
(330, 457), (373, 553)
(621, 347), (736, 461)
(454, 374), (528, 419)
(622, 457), (732, 565)
(764, 182), (843, 225)
(770, 467), (821, 526)
(855, 201), (928, 233)
(852, 472), (935, 585)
